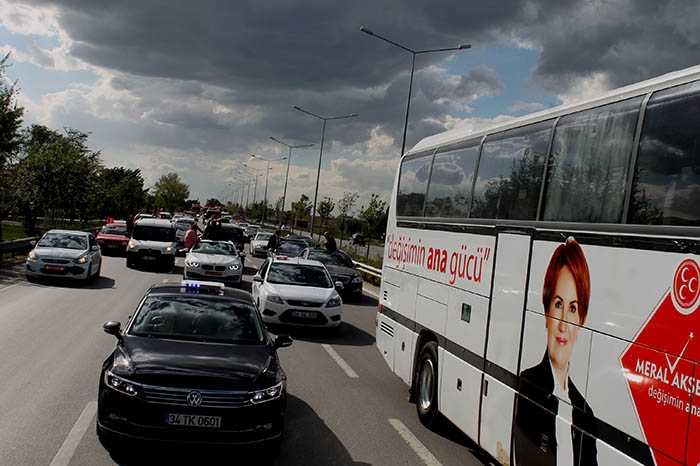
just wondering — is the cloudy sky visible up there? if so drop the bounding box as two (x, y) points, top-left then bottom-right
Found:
(1, 0), (699, 214)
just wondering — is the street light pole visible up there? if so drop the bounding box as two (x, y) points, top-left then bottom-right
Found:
(293, 106), (357, 240)
(270, 137), (314, 214)
(249, 154), (286, 226)
(360, 26), (470, 157)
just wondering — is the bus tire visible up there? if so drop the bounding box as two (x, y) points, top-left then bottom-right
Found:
(416, 341), (440, 428)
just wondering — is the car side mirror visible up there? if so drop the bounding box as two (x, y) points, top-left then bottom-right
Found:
(103, 321), (122, 341)
(253, 275), (263, 283)
(92, 245), (100, 251)
(272, 334), (293, 350)
(335, 281), (344, 290)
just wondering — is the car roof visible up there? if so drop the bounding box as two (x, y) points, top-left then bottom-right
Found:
(134, 218), (173, 227)
(270, 256), (325, 267)
(46, 229), (90, 236)
(146, 281), (254, 303)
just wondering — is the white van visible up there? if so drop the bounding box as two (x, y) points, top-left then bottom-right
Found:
(126, 218), (177, 270)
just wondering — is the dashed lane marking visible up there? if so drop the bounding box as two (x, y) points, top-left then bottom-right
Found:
(388, 418), (443, 466)
(49, 401), (97, 466)
(322, 344), (359, 378)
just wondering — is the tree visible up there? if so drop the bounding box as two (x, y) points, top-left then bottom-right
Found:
(336, 191), (359, 238)
(95, 167), (147, 219)
(0, 53), (24, 239)
(14, 125), (102, 234)
(317, 196), (335, 229)
(153, 172), (190, 214)
(358, 194), (388, 239)
(290, 194), (312, 228)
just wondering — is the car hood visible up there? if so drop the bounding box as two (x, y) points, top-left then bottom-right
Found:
(122, 336), (272, 385)
(32, 247), (86, 259)
(268, 283), (336, 302)
(322, 264), (359, 277)
(187, 252), (240, 265)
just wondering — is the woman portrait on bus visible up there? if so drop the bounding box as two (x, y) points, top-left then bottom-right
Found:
(513, 237), (597, 466)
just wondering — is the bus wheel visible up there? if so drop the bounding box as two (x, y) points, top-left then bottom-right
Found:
(416, 341), (440, 428)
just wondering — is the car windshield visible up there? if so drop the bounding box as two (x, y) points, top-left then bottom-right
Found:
(267, 263), (332, 288)
(307, 251), (353, 267)
(191, 241), (237, 256)
(215, 226), (244, 242)
(132, 225), (175, 242)
(276, 242), (305, 256)
(37, 233), (87, 250)
(101, 225), (128, 235)
(255, 233), (273, 241)
(129, 296), (265, 343)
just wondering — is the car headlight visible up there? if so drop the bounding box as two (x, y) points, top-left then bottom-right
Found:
(351, 276), (363, 284)
(104, 370), (141, 397)
(165, 245), (174, 253)
(266, 293), (284, 304)
(327, 297), (342, 308)
(186, 260), (200, 268)
(75, 255), (89, 264)
(128, 239), (136, 249)
(250, 381), (284, 404)
(228, 264), (240, 271)
(27, 251), (38, 260)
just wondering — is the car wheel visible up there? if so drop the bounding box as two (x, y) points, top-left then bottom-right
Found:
(416, 342), (441, 428)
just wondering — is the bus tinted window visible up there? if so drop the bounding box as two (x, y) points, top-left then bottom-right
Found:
(629, 81), (700, 226)
(397, 154), (433, 216)
(424, 145), (479, 218)
(543, 97), (643, 223)
(470, 120), (552, 220)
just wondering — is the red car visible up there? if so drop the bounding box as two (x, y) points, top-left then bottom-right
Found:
(96, 222), (130, 255)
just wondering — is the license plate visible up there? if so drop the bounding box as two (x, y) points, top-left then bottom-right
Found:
(166, 414), (221, 428)
(205, 271), (223, 276)
(292, 311), (317, 319)
(45, 265), (64, 272)
(142, 256), (156, 261)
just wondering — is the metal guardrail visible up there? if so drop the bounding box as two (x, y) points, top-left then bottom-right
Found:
(0, 237), (38, 260)
(354, 261), (382, 279)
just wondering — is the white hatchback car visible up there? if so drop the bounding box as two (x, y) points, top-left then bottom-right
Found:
(26, 229), (102, 283)
(252, 256), (343, 330)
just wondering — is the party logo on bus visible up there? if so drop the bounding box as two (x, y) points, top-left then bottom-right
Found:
(620, 258), (700, 466)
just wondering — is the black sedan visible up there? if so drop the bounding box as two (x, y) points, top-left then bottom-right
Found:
(301, 248), (363, 301)
(97, 281), (292, 453)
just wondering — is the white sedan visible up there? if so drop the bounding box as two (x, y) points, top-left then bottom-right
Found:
(25, 229), (102, 283)
(252, 256), (343, 330)
(183, 240), (243, 287)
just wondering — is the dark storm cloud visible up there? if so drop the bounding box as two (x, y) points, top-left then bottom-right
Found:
(10, 0), (700, 155)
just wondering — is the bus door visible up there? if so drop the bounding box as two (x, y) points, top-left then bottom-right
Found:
(479, 228), (533, 464)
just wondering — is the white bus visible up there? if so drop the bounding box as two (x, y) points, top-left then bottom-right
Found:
(376, 64), (700, 466)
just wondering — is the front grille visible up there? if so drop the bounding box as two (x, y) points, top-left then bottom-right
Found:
(141, 384), (250, 408)
(202, 265), (227, 271)
(139, 249), (162, 257)
(285, 300), (323, 308)
(43, 258), (70, 265)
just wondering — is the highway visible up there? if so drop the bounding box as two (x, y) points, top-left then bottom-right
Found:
(0, 250), (494, 466)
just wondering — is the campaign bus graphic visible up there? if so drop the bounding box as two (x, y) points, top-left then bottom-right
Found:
(620, 258), (700, 466)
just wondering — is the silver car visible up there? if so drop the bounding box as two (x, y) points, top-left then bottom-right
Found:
(184, 240), (243, 287)
(250, 231), (275, 257)
(26, 229), (102, 283)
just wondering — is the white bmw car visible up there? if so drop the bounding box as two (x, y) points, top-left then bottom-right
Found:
(183, 240), (243, 287)
(252, 256), (343, 330)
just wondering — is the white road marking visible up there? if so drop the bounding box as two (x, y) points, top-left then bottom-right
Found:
(49, 401), (97, 466)
(322, 344), (359, 378)
(388, 418), (443, 466)
(0, 283), (19, 292)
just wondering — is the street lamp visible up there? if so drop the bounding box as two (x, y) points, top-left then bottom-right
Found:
(270, 136), (314, 214)
(249, 154), (286, 225)
(360, 26), (470, 157)
(293, 106), (358, 240)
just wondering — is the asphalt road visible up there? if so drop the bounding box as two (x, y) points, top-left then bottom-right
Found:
(0, 250), (494, 466)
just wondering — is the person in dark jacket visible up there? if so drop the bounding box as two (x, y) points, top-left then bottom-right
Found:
(266, 230), (281, 254)
(513, 237), (597, 466)
(323, 231), (337, 253)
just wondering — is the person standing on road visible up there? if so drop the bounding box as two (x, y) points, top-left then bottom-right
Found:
(323, 231), (337, 253)
(266, 230), (281, 255)
(184, 223), (201, 250)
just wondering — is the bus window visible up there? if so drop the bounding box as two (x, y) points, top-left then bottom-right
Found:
(470, 120), (553, 220)
(542, 97), (643, 223)
(628, 81), (700, 226)
(424, 145), (479, 218)
(396, 153), (433, 216)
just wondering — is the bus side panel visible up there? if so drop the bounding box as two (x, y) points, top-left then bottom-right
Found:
(595, 437), (655, 466)
(439, 349), (481, 443)
(377, 268), (418, 377)
(480, 374), (514, 465)
(416, 279), (448, 336)
(486, 232), (531, 373)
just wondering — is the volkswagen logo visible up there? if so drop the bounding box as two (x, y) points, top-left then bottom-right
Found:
(186, 391), (202, 407)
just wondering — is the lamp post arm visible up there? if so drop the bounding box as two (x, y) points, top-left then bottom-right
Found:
(310, 119), (327, 239)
